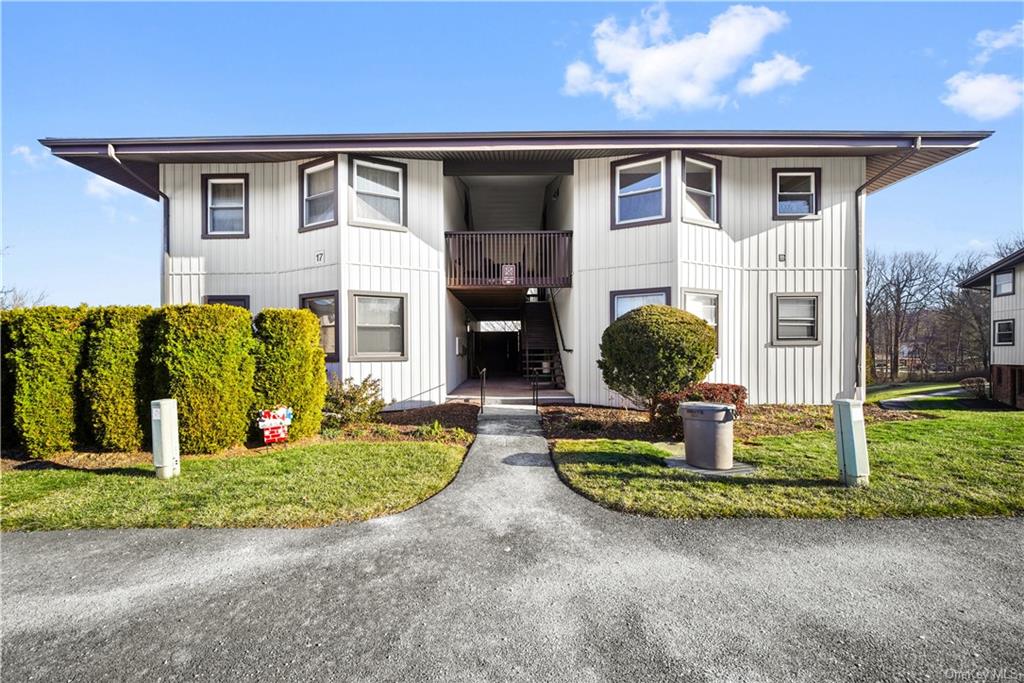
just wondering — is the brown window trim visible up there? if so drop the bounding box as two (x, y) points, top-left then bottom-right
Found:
(993, 319), (1015, 346)
(203, 294), (251, 311)
(771, 292), (822, 347)
(348, 155), (409, 230)
(609, 286), (671, 323)
(682, 153), (722, 228)
(772, 167), (822, 221)
(298, 156), (339, 233)
(993, 269), (1016, 297)
(201, 173), (250, 239)
(610, 152), (672, 230)
(299, 290), (340, 363)
(349, 290), (409, 362)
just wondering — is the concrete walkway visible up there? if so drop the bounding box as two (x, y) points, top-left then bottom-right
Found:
(3, 406), (1023, 681)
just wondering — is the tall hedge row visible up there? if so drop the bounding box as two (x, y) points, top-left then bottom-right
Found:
(80, 306), (157, 452)
(152, 305), (256, 454)
(2, 303), (326, 458)
(253, 309), (327, 439)
(2, 306), (88, 457)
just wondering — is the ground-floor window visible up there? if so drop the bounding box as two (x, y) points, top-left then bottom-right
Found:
(300, 291), (339, 362)
(772, 293), (820, 345)
(203, 294), (250, 311)
(683, 290), (719, 352)
(609, 287), (670, 321)
(349, 292), (407, 361)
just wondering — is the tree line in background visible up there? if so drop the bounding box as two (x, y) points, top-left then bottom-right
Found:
(866, 233), (1024, 383)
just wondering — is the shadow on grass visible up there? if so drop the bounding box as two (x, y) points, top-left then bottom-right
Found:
(4, 458), (155, 477)
(897, 397), (1013, 413)
(557, 450), (841, 489)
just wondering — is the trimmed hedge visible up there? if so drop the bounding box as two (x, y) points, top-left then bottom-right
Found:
(253, 308), (327, 439)
(80, 306), (157, 452)
(2, 306), (88, 457)
(151, 305), (255, 454)
(598, 304), (717, 420)
(655, 383), (749, 439)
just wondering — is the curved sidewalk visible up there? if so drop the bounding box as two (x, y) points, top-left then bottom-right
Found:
(3, 406), (1022, 681)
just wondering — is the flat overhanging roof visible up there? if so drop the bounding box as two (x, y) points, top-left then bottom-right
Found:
(38, 129), (993, 201)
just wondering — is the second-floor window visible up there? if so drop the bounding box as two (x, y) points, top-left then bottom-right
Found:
(683, 156), (720, 225)
(351, 157), (406, 229)
(300, 158), (338, 230)
(202, 174), (248, 238)
(773, 168), (821, 220)
(994, 270), (1015, 297)
(612, 154), (669, 228)
(994, 319), (1015, 346)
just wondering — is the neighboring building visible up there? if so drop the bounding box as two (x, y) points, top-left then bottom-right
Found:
(960, 247), (1024, 409)
(42, 130), (990, 407)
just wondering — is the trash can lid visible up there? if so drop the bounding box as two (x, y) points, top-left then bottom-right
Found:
(677, 401), (736, 417)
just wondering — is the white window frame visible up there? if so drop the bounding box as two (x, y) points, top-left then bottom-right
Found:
(351, 158), (405, 229)
(993, 270), (1015, 297)
(772, 293), (821, 346)
(775, 171), (817, 217)
(614, 156), (667, 227)
(683, 289), (720, 353)
(682, 157), (718, 226)
(206, 177), (246, 236)
(302, 160), (337, 229)
(349, 291), (408, 362)
(994, 319), (1015, 346)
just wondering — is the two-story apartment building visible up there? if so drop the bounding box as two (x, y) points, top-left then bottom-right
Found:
(961, 247), (1024, 409)
(41, 130), (990, 408)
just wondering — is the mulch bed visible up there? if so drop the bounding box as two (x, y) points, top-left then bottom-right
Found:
(380, 402), (478, 433)
(2, 403), (480, 473)
(540, 403), (919, 444)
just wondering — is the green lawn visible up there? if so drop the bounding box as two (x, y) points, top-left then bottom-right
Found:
(865, 381), (960, 404)
(1, 441), (465, 531)
(552, 398), (1024, 519)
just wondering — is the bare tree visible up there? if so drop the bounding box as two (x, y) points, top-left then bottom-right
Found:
(993, 230), (1024, 258)
(864, 248), (890, 379)
(880, 252), (946, 381)
(941, 252), (991, 369)
(0, 286), (47, 310)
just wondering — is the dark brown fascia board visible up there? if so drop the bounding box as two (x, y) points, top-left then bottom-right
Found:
(38, 130), (993, 157)
(958, 247), (1024, 289)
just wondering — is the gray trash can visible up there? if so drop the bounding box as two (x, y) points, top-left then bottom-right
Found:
(678, 402), (736, 470)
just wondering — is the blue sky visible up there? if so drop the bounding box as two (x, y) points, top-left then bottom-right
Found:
(3, 2), (1022, 306)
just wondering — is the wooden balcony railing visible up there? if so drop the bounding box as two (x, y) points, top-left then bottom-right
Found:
(445, 231), (572, 288)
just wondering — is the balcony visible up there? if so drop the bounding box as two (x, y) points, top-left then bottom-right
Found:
(445, 231), (572, 289)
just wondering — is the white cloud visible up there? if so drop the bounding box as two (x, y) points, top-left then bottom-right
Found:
(941, 71), (1023, 120)
(563, 3), (801, 116)
(737, 53), (810, 95)
(966, 238), (992, 251)
(972, 20), (1023, 66)
(10, 145), (46, 167)
(85, 176), (130, 201)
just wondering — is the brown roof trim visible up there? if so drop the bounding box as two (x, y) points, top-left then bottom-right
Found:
(959, 247), (1024, 289)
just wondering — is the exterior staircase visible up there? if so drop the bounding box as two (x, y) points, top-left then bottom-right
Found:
(521, 301), (565, 389)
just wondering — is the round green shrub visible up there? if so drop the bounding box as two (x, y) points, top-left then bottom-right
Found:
(253, 308), (327, 439)
(151, 304), (255, 454)
(80, 306), (157, 452)
(2, 306), (88, 457)
(597, 304), (716, 420)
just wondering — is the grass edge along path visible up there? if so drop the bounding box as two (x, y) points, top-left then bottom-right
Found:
(1, 441), (466, 531)
(552, 398), (1024, 519)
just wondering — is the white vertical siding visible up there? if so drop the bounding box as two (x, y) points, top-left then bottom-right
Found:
(160, 156), (447, 409)
(570, 152), (863, 406)
(991, 263), (1024, 366)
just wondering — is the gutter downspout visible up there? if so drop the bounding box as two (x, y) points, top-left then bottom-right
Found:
(107, 144), (171, 303)
(852, 136), (921, 399)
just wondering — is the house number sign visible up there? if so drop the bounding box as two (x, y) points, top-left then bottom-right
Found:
(501, 264), (516, 285)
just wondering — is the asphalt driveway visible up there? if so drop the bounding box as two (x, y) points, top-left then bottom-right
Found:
(3, 407), (1022, 681)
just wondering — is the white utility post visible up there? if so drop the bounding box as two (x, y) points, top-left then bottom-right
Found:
(833, 398), (869, 486)
(151, 399), (181, 480)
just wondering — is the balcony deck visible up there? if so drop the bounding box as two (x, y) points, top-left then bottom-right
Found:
(445, 231), (572, 290)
